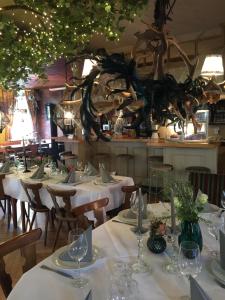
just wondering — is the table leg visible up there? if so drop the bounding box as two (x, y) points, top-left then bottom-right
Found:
(21, 202), (26, 232)
(11, 198), (17, 229)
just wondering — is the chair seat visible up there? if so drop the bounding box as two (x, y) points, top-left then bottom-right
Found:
(29, 203), (49, 212)
(185, 166), (211, 173)
(150, 163), (173, 172)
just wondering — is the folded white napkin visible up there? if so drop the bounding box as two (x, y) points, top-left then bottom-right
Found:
(99, 163), (114, 183)
(0, 160), (11, 173)
(59, 226), (92, 262)
(30, 161), (45, 179)
(84, 162), (98, 176)
(62, 170), (77, 184)
(190, 276), (211, 300)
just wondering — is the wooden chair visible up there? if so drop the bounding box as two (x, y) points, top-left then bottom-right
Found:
(20, 180), (50, 246)
(0, 174), (11, 228)
(46, 185), (77, 251)
(121, 185), (139, 210)
(72, 197), (109, 229)
(0, 228), (42, 298)
(189, 172), (225, 206)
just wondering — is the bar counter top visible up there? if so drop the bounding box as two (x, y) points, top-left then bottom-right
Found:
(52, 136), (220, 149)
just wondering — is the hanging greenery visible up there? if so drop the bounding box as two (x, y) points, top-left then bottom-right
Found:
(0, 0), (148, 88)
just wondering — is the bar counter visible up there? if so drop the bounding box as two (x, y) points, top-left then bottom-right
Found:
(53, 136), (222, 183)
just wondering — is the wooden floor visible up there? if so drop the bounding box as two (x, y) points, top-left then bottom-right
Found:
(0, 205), (70, 300)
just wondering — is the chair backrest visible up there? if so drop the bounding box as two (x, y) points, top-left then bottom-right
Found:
(121, 185), (139, 209)
(72, 197), (109, 228)
(0, 174), (6, 200)
(20, 180), (43, 209)
(0, 228), (42, 298)
(189, 172), (225, 206)
(46, 185), (76, 218)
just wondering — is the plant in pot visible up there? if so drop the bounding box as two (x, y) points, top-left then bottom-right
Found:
(172, 181), (208, 252)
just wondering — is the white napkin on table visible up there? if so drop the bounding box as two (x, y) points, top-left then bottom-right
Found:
(30, 161), (45, 179)
(99, 163), (114, 183)
(59, 226), (92, 262)
(0, 160), (11, 173)
(84, 162), (98, 176)
(190, 276), (212, 300)
(62, 170), (77, 184)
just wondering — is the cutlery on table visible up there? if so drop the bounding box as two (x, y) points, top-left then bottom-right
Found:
(40, 265), (73, 279)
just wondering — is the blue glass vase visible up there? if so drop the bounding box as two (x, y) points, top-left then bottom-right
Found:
(178, 220), (203, 252)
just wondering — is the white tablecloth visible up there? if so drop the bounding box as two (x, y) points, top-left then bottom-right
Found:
(7, 204), (225, 300)
(3, 170), (134, 212)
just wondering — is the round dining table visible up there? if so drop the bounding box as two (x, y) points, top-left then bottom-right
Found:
(7, 203), (225, 300)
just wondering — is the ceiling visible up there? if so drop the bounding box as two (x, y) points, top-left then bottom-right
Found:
(90, 0), (225, 51)
(1, 0), (225, 52)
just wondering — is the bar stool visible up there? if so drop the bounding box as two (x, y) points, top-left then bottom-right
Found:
(59, 151), (77, 167)
(185, 166), (211, 173)
(94, 152), (110, 169)
(116, 154), (134, 176)
(148, 163), (173, 202)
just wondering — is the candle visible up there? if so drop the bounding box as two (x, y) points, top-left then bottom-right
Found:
(170, 188), (176, 233)
(137, 188), (142, 233)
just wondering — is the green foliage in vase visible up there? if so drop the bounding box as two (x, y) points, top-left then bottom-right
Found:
(0, 0), (148, 88)
(164, 180), (208, 222)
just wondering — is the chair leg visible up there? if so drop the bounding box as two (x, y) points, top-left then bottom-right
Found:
(53, 221), (62, 252)
(44, 211), (49, 247)
(7, 199), (11, 229)
(50, 208), (55, 227)
(0, 200), (5, 214)
(11, 198), (17, 229)
(29, 211), (37, 230)
(67, 221), (72, 231)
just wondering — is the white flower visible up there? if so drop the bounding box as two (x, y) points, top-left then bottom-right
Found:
(173, 196), (180, 208)
(197, 193), (208, 205)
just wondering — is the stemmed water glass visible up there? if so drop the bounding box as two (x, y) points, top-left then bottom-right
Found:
(220, 190), (225, 211)
(164, 231), (179, 273)
(68, 228), (88, 288)
(178, 241), (202, 300)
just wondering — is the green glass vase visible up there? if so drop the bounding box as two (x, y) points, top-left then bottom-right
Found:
(178, 220), (203, 252)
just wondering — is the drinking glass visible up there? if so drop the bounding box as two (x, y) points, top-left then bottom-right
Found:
(221, 190), (225, 210)
(208, 214), (224, 240)
(178, 241), (202, 279)
(164, 232), (179, 273)
(68, 228), (88, 288)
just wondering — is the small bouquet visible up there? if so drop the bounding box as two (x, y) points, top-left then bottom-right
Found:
(172, 181), (208, 222)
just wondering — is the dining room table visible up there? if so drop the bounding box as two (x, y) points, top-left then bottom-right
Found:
(2, 167), (134, 231)
(6, 203), (225, 300)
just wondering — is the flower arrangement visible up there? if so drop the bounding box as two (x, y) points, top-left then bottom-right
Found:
(171, 181), (208, 222)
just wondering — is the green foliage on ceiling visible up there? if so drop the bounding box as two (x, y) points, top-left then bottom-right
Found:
(0, 0), (148, 88)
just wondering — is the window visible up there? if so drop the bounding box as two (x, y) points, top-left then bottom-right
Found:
(11, 90), (34, 140)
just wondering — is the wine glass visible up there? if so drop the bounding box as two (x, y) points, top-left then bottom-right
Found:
(221, 190), (225, 210)
(208, 214), (224, 240)
(68, 228), (88, 288)
(178, 241), (202, 300)
(178, 241), (202, 279)
(164, 231), (179, 273)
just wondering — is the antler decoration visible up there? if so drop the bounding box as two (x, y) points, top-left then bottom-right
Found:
(72, 0), (210, 141)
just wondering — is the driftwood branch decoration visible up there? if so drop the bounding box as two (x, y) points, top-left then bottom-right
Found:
(68, 0), (213, 141)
